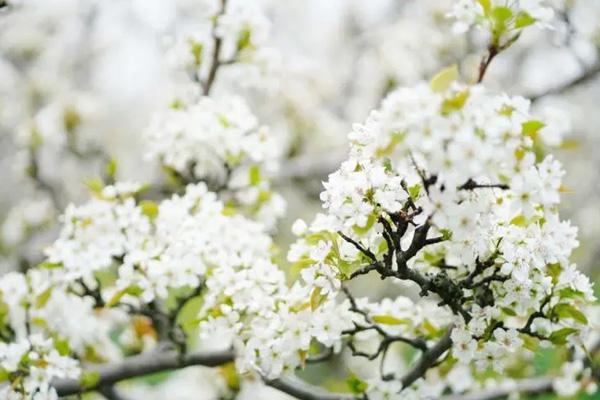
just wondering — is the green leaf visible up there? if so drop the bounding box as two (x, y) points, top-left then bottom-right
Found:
(105, 158), (118, 181)
(38, 261), (62, 270)
(189, 40), (203, 66)
(310, 287), (326, 311)
(558, 287), (585, 299)
(372, 314), (407, 325)
(347, 375), (368, 395)
(560, 138), (580, 151)
(305, 231), (330, 246)
(515, 12), (536, 28)
(249, 165), (261, 186)
(352, 214), (376, 235)
(84, 178), (104, 196)
(237, 29), (252, 51)
(292, 258), (315, 271)
(441, 90), (470, 115)
(510, 215), (527, 227)
(140, 200), (159, 220)
(547, 263), (562, 285)
(35, 287), (53, 309)
(107, 286), (143, 307)
(423, 251), (444, 265)
(522, 120), (546, 138)
(63, 107), (81, 133)
(176, 295), (205, 334)
(374, 131), (405, 157)
(219, 362), (240, 391)
(80, 370), (101, 389)
(382, 157), (393, 172)
(522, 334), (538, 351)
(501, 307), (517, 316)
(549, 327), (578, 345)
(552, 303), (588, 325)
(477, 0), (492, 14)
(492, 6), (513, 24)
(55, 338), (71, 356)
(408, 184), (421, 199)
(0, 368), (8, 383)
(491, 6), (513, 35)
(430, 65), (459, 93)
(440, 229), (452, 241)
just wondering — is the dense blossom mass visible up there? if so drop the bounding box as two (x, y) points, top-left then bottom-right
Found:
(290, 73), (595, 397)
(144, 0), (285, 228)
(0, 0), (599, 399)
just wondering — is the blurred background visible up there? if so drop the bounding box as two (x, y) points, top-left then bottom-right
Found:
(1, 0), (599, 398)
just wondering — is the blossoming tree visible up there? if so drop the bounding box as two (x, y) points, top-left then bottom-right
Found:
(0, 0), (599, 399)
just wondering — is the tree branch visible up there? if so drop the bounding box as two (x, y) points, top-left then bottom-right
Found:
(98, 385), (130, 400)
(203, 0), (228, 95)
(54, 349), (235, 396)
(54, 348), (356, 400)
(398, 325), (454, 389)
(265, 375), (357, 400)
(442, 376), (553, 400)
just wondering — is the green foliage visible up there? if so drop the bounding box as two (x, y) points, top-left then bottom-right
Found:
(430, 65), (459, 93)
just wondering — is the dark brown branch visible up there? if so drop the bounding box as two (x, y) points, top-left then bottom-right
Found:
(458, 179), (509, 191)
(518, 295), (551, 336)
(348, 261), (382, 279)
(442, 376), (553, 400)
(477, 34), (520, 84)
(477, 46), (499, 83)
(203, 0), (228, 95)
(265, 376), (358, 400)
(338, 231), (377, 262)
(398, 325), (454, 389)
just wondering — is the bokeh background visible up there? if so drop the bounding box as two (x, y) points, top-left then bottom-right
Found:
(1, 0), (600, 398)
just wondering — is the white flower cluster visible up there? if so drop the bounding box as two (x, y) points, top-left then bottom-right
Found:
(0, 268), (114, 356)
(199, 273), (353, 378)
(165, 0), (277, 89)
(148, 0), (285, 227)
(450, 0), (561, 34)
(45, 182), (150, 284)
(45, 182), (262, 302)
(288, 75), (595, 396)
(196, 221), (354, 378)
(144, 95), (284, 227)
(43, 181), (350, 379)
(0, 334), (80, 400)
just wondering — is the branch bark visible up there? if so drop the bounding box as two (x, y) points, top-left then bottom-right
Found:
(203, 0), (227, 95)
(53, 348), (357, 400)
(441, 376), (552, 400)
(399, 326), (454, 389)
(98, 385), (130, 400)
(54, 349), (235, 396)
(265, 376), (357, 400)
